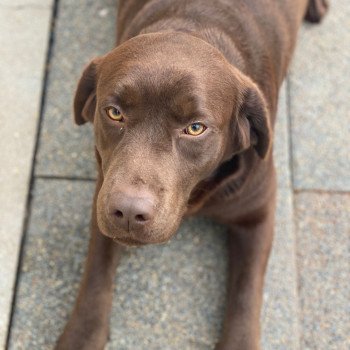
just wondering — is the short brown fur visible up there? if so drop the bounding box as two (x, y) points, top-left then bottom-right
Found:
(56, 0), (328, 349)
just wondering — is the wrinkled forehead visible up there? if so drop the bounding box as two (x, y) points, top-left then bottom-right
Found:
(96, 34), (234, 123)
(99, 62), (211, 119)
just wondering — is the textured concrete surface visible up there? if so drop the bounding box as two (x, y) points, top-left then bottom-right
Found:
(289, 0), (350, 191)
(35, 0), (116, 178)
(0, 3), (52, 348)
(8, 180), (93, 350)
(295, 192), (350, 350)
(0, 0), (51, 7)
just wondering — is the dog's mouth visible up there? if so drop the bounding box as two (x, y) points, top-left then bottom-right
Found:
(188, 154), (241, 209)
(112, 234), (172, 247)
(113, 236), (146, 247)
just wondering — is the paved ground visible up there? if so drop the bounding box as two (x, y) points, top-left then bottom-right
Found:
(0, 0), (52, 348)
(1, 1), (349, 349)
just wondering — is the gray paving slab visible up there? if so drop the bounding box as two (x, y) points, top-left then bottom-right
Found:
(0, 1), (51, 8)
(35, 0), (117, 178)
(262, 185), (299, 350)
(289, 0), (350, 191)
(295, 192), (350, 350)
(0, 4), (52, 348)
(9, 82), (300, 349)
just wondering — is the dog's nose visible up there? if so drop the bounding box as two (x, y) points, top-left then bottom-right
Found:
(108, 190), (156, 231)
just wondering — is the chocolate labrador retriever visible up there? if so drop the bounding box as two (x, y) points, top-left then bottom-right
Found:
(56, 0), (328, 349)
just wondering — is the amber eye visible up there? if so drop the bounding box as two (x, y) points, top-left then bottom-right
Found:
(106, 107), (124, 121)
(184, 122), (207, 136)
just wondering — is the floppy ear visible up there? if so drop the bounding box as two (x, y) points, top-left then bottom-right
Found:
(73, 58), (101, 125)
(234, 81), (272, 159)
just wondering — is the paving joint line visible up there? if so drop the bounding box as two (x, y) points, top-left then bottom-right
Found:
(293, 188), (350, 195)
(285, 75), (296, 190)
(5, 0), (60, 348)
(285, 74), (302, 350)
(36, 174), (97, 182)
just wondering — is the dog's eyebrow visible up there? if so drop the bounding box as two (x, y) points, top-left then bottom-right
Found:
(111, 82), (141, 109)
(167, 89), (211, 124)
(102, 69), (210, 122)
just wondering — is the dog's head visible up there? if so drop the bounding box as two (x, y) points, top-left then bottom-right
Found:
(74, 32), (271, 246)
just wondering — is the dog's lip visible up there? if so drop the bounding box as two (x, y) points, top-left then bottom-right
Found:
(113, 235), (148, 247)
(112, 233), (173, 247)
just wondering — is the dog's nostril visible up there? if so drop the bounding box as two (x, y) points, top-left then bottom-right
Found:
(135, 214), (147, 222)
(114, 210), (123, 218)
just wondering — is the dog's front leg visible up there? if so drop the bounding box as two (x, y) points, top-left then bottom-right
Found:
(216, 197), (275, 350)
(56, 173), (122, 350)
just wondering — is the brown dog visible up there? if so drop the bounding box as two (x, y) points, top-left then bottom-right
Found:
(56, 0), (328, 349)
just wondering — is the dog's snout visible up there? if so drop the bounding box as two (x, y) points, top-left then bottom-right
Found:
(108, 190), (156, 231)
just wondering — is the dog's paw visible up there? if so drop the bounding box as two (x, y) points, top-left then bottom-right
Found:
(55, 322), (109, 350)
(215, 336), (261, 350)
(305, 0), (329, 23)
